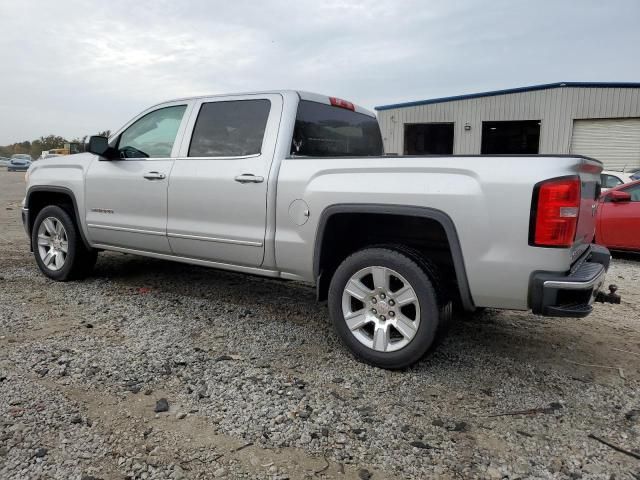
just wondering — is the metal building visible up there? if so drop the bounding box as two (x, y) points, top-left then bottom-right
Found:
(375, 82), (640, 170)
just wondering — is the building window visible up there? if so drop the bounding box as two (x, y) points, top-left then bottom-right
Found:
(404, 123), (454, 155)
(481, 120), (540, 154)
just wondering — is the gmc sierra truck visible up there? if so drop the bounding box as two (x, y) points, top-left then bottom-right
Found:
(22, 90), (611, 368)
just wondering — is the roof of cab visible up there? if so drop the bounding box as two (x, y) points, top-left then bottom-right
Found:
(157, 90), (376, 117)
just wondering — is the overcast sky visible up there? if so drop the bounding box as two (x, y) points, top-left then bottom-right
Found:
(1, 0), (639, 144)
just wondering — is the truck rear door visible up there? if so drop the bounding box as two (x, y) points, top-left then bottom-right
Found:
(166, 94), (283, 267)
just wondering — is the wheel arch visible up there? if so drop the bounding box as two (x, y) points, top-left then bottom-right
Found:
(313, 204), (475, 311)
(25, 186), (91, 251)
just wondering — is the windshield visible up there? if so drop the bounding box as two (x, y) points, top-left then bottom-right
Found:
(291, 100), (383, 157)
(12, 154), (31, 160)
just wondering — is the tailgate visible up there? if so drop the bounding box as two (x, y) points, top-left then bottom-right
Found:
(573, 158), (603, 259)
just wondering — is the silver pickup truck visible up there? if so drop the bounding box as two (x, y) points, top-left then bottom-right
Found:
(22, 90), (611, 368)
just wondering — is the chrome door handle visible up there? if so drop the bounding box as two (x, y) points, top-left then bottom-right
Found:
(234, 174), (264, 184)
(143, 171), (166, 180)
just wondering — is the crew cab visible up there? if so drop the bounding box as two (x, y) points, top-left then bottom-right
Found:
(22, 90), (611, 368)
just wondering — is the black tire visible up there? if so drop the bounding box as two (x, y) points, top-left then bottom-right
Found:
(31, 205), (97, 281)
(328, 247), (441, 369)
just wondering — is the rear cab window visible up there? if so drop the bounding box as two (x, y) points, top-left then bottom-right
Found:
(291, 100), (383, 157)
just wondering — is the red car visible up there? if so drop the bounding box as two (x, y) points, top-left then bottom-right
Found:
(595, 179), (640, 252)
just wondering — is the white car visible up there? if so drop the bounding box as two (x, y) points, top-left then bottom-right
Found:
(600, 170), (634, 191)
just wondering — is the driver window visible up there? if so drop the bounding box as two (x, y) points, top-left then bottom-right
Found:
(118, 105), (187, 158)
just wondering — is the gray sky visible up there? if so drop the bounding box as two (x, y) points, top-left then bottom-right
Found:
(1, 0), (639, 144)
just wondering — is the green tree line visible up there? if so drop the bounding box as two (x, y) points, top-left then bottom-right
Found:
(0, 131), (111, 159)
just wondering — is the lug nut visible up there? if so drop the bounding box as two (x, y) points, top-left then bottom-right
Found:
(371, 308), (377, 314)
(389, 311), (395, 317)
(380, 293), (386, 299)
(388, 299), (395, 306)
(380, 315), (386, 321)
(371, 298), (377, 304)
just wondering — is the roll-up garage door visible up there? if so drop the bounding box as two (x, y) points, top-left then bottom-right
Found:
(570, 118), (640, 170)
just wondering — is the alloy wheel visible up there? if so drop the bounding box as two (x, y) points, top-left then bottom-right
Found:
(341, 266), (421, 352)
(37, 217), (69, 271)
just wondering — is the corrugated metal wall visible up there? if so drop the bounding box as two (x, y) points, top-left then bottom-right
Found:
(377, 87), (640, 164)
(570, 119), (640, 170)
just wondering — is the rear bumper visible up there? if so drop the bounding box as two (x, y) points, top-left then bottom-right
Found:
(530, 244), (611, 318)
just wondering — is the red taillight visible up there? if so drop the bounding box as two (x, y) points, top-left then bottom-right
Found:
(329, 97), (355, 111)
(531, 176), (581, 247)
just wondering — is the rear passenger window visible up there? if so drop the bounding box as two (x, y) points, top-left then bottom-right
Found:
(188, 100), (271, 157)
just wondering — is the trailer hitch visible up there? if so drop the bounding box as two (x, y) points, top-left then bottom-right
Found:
(595, 284), (621, 304)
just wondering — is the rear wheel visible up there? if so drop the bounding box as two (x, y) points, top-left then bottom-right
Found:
(328, 247), (441, 369)
(31, 205), (97, 281)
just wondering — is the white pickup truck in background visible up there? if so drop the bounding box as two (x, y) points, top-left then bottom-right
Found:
(22, 90), (612, 368)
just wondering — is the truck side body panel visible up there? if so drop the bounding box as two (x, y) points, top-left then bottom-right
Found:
(275, 155), (599, 310)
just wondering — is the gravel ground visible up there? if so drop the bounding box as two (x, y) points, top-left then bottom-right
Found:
(1, 170), (639, 480)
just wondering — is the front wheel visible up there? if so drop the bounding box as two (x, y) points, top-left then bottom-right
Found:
(328, 247), (441, 369)
(31, 205), (97, 281)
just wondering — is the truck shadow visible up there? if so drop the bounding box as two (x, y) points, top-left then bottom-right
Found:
(611, 250), (640, 262)
(90, 252), (635, 385)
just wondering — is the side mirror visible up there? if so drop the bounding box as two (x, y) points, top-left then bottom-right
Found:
(88, 136), (114, 159)
(610, 190), (632, 203)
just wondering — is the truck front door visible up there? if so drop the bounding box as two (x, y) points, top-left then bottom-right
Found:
(85, 102), (191, 253)
(167, 94), (283, 267)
